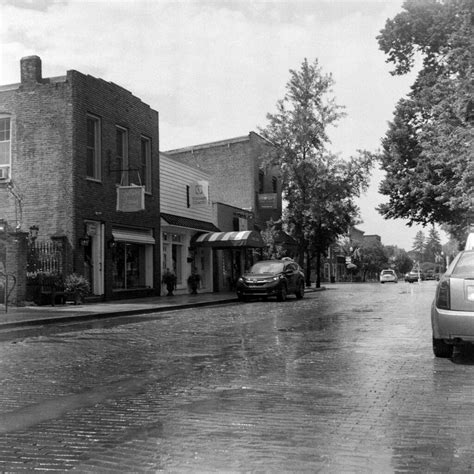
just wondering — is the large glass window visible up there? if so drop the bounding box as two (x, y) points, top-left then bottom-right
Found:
(141, 136), (152, 193)
(0, 117), (11, 180)
(116, 126), (128, 185)
(112, 242), (148, 290)
(86, 114), (101, 180)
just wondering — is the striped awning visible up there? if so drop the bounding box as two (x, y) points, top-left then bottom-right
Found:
(192, 231), (264, 248)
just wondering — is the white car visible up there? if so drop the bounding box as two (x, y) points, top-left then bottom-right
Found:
(431, 249), (474, 357)
(380, 269), (398, 283)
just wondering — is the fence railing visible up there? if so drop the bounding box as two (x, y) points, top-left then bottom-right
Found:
(27, 240), (65, 276)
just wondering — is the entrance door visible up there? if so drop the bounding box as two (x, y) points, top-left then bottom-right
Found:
(85, 221), (104, 296)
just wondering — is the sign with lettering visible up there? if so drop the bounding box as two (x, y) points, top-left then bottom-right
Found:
(190, 181), (209, 207)
(116, 185), (145, 212)
(258, 193), (278, 209)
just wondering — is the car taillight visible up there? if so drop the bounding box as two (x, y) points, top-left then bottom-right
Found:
(436, 279), (450, 310)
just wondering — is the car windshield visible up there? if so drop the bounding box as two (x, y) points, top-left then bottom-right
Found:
(382, 270), (394, 275)
(248, 262), (285, 274)
(452, 252), (474, 276)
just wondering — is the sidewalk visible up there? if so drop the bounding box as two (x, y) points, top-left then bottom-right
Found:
(0, 285), (324, 330)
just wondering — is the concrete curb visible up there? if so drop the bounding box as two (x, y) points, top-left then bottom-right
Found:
(0, 286), (326, 331)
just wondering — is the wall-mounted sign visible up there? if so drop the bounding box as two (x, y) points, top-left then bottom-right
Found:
(190, 181), (209, 207)
(258, 193), (278, 209)
(117, 185), (145, 212)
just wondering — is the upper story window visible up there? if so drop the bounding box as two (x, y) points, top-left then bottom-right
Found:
(272, 176), (278, 193)
(141, 136), (152, 193)
(258, 170), (264, 193)
(0, 117), (11, 181)
(116, 126), (128, 185)
(86, 114), (101, 180)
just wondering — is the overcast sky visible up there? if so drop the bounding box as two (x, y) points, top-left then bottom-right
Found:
(0, 0), (445, 250)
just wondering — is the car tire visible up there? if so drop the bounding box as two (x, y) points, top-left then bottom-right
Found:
(432, 338), (454, 358)
(295, 281), (304, 299)
(237, 293), (247, 302)
(277, 284), (287, 302)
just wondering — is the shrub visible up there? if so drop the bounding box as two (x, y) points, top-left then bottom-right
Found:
(64, 273), (90, 298)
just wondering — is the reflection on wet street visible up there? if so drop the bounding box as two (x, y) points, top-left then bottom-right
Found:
(1, 282), (474, 471)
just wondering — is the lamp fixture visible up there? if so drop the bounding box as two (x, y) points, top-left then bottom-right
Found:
(29, 225), (39, 241)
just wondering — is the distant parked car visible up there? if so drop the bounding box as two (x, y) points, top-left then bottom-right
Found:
(380, 269), (398, 283)
(405, 270), (421, 283)
(236, 259), (305, 302)
(431, 249), (474, 357)
(425, 270), (439, 281)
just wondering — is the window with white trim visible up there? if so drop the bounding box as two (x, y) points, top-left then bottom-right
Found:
(0, 116), (11, 180)
(141, 136), (152, 193)
(86, 114), (101, 180)
(116, 126), (128, 185)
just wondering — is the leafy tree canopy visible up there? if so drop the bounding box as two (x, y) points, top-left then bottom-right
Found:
(377, 0), (473, 241)
(260, 58), (374, 276)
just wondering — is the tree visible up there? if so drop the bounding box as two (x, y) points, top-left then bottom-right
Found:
(412, 230), (425, 262)
(357, 239), (389, 282)
(260, 58), (373, 286)
(424, 226), (442, 262)
(385, 245), (413, 275)
(377, 0), (473, 242)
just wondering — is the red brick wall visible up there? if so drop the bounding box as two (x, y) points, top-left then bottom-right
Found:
(168, 132), (281, 230)
(0, 58), (161, 300)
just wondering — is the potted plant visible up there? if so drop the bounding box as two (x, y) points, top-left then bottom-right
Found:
(64, 273), (90, 304)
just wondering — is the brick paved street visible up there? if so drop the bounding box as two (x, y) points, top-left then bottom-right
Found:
(1, 282), (474, 472)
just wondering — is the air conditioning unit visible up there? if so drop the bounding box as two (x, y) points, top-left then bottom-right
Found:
(0, 167), (8, 180)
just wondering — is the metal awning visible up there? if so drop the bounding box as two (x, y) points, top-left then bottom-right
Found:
(112, 228), (155, 245)
(192, 231), (264, 248)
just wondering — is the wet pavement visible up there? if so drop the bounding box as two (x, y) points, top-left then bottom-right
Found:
(1, 281), (474, 472)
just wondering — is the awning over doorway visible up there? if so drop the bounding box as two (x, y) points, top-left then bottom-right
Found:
(192, 231), (264, 248)
(112, 228), (155, 245)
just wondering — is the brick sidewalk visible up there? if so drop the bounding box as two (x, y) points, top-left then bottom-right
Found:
(0, 286), (323, 329)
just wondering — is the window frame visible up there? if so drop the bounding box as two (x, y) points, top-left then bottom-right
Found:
(140, 135), (152, 193)
(116, 125), (129, 186)
(86, 114), (102, 181)
(0, 115), (11, 181)
(258, 169), (264, 193)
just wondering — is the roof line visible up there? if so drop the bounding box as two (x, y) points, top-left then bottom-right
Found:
(165, 134), (251, 154)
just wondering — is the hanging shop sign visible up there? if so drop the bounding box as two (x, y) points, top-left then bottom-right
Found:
(116, 185), (145, 212)
(190, 181), (209, 207)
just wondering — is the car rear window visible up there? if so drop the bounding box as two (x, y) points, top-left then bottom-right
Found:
(452, 253), (474, 276)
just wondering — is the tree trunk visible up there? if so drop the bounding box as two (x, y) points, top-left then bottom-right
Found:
(305, 251), (312, 287)
(315, 250), (321, 288)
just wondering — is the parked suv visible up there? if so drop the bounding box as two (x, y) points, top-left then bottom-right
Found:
(236, 259), (305, 302)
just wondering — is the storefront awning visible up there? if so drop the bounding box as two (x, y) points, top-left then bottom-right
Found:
(112, 229), (155, 245)
(192, 231), (264, 248)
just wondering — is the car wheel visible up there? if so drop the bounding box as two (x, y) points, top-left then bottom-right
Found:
(295, 281), (304, 299)
(432, 338), (454, 358)
(277, 284), (287, 302)
(237, 293), (247, 302)
(380, 281), (384, 284)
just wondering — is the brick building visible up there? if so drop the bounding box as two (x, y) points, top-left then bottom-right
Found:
(165, 132), (282, 231)
(0, 56), (160, 302)
(165, 133), (276, 290)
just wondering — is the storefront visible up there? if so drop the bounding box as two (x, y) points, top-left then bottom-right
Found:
(160, 214), (219, 295)
(191, 231), (264, 292)
(110, 227), (155, 291)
